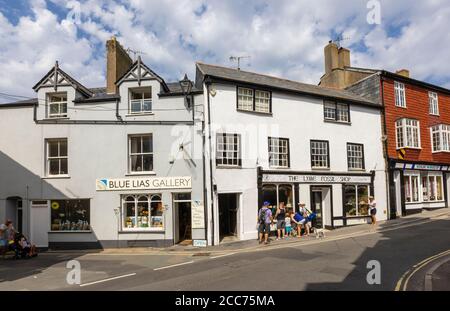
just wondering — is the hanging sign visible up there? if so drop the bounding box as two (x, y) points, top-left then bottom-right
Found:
(191, 200), (205, 229)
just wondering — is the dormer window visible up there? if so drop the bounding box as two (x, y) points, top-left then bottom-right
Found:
(48, 93), (67, 118)
(130, 87), (152, 114)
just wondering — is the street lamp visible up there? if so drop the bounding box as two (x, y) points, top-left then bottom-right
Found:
(179, 73), (193, 108)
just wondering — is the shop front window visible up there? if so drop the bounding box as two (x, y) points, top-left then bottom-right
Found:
(404, 175), (420, 203)
(344, 185), (370, 217)
(50, 199), (90, 231)
(262, 184), (295, 213)
(406, 173), (444, 203)
(422, 176), (428, 201)
(122, 194), (163, 230)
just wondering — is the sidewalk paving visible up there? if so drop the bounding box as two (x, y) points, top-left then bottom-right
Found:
(48, 208), (450, 256)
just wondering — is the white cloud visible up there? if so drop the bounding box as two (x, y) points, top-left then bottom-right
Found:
(1, 0), (450, 103)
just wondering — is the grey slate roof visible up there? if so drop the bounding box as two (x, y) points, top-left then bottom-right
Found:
(196, 62), (380, 107)
(0, 98), (38, 107)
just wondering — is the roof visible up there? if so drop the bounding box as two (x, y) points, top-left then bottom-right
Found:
(196, 62), (379, 107)
(0, 98), (38, 107)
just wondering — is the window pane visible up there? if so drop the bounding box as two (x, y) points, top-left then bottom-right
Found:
(262, 185), (277, 211)
(404, 176), (411, 202)
(143, 155), (153, 171)
(278, 185), (293, 210)
(130, 137), (141, 154)
(237, 88), (253, 111)
(137, 198), (149, 228)
(429, 176), (436, 201)
(142, 136), (152, 153)
(358, 186), (369, 215)
(344, 185), (356, 216)
(130, 155), (142, 171)
(151, 200), (164, 228)
(411, 176), (419, 202)
(60, 159), (68, 175)
(49, 159), (60, 175)
(422, 176), (429, 201)
(59, 140), (67, 157)
(436, 176), (443, 201)
(50, 199), (90, 231)
(174, 193), (191, 201)
(131, 100), (141, 113)
(124, 199), (136, 228)
(48, 142), (59, 157)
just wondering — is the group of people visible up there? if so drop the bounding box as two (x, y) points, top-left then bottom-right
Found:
(258, 201), (316, 245)
(0, 220), (37, 259)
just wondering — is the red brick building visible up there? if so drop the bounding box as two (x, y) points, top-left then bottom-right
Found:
(320, 42), (450, 218)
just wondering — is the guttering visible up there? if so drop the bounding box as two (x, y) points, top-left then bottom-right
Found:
(34, 119), (194, 125)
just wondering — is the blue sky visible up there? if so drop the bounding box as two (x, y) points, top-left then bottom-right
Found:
(1, 0), (450, 102)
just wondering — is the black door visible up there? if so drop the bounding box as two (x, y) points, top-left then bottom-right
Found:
(219, 194), (238, 240)
(178, 202), (192, 242)
(311, 190), (323, 228)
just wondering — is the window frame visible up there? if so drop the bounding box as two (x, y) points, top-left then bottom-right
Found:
(347, 143), (365, 171)
(47, 92), (68, 118)
(343, 184), (371, 217)
(46, 138), (69, 177)
(394, 81), (406, 108)
(128, 134), (154, 174)
(323, 100), (351, 123)
(431, 124), (450, 153)
(236, 86), (272, 114)
(268, 137), (290, 169)
(429, 91), (439, 116)
(216, 133), (242, 168)
(395, 118), (421, 149)
(129, 87), (153, 114)
(310, 140), (330, 169)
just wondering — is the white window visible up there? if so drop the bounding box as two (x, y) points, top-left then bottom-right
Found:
(394, 81), (406, 108)
(48, 93), (67, 118)
(237, 87), (254, 111)
(237, 87), (271, 113)
(216, 133), (241, 167)
(431, 124), (450, 152)
(255, 90), (270, 113)
(269, 137), (290, 168)
(404, 174), (420, 203)
(347, 143), (365, 170)
(323, 101), (350, 123)
(46, 139), (68, 176)
(429, 92), (439, 115)
(344, 185), (371, 216)
(130, 88), (152, 114)
(129, 134), (153, 173)
(311, 140), (329, 169)
(396, 119), (420, 149)
(122, 194), (163, 230)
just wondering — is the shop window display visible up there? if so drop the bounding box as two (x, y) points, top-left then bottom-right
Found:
(344, 185), (370, 217)
(122, 194), (163, 229)
(50, 199), (90, 231)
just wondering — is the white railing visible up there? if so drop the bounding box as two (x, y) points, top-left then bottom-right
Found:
(130, 99), (152, 114)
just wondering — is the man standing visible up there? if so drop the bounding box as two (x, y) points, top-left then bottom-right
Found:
(258, 201), (273, 245)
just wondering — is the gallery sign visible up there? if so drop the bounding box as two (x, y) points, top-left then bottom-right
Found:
(262, 174), (372, 184)
(96, 176), (192, 191)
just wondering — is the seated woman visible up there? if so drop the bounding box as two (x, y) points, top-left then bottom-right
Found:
(16, 233), (38, 258)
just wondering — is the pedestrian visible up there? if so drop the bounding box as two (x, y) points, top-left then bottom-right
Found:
(258, 201), (273, 245)
(275, 202), (287, 240)
(5, 220), (16, 251)
(285, 212), (293, 238)
(369, 196), (377, 226)
(298, 203), (311, 236)
(0, 224), (7, 255)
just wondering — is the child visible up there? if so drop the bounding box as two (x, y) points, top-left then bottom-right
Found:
(285, 212), (292, 238)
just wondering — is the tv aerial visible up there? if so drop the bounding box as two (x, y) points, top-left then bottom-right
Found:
(332, 35), (351, 48)
(126, 48), (147, 61)
(229, 55), (251, 70)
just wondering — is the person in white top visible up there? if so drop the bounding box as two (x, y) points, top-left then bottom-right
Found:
(368, 196), (377, 226)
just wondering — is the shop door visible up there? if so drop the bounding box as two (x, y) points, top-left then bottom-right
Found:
(218, 194), (238, 241)
(177, 201), (192, 244)
(311, 189), (324, 228)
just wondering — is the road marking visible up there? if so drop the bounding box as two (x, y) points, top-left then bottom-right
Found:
(210, 253), (236, 259)
(79, 273), (136, 287)
(154, 261), (194, 271)
(395, 249), (450, 291)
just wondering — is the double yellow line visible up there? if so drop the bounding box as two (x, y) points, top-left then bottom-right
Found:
(395, 249), (450, 291)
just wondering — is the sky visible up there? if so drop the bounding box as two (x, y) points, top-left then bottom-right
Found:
(0, 0), (450, 102)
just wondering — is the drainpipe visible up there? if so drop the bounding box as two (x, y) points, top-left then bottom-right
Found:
(380, 75), (394, 219)
(115, 98), (123, 122)
(205, 80), (215, 245)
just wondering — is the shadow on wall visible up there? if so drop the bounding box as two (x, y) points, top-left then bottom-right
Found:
(0, 151), (100, 249)
(304, 218), (450, 291)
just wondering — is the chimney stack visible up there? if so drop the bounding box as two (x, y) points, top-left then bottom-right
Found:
(338, 47), (351, 69)
(324, 41), (339, 75)
(106, 36), (133, 94)
(396, 69), (410, 78)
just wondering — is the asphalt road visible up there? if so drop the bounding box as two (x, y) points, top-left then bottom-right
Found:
(1, 215), (449, 291)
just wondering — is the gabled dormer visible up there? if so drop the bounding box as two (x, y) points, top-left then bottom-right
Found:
(116, 56), (170, 116)
(33, 61), (93, 120)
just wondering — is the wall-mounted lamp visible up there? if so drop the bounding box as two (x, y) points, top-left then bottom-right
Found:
(179, 73), (193, 108)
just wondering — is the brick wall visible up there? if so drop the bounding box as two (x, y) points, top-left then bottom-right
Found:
(383, 78), (450, 164)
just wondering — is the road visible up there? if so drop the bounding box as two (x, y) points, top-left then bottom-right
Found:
(1, 214), (449, 291)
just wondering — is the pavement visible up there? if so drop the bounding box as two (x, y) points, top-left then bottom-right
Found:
(1, 208), (449, 291)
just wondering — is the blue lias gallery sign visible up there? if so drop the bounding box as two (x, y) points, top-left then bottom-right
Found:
(96, 176), (192, 191)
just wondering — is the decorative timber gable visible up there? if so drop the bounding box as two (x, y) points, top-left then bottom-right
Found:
(116, 56), (170, 92)
(32, 61), (93, 97)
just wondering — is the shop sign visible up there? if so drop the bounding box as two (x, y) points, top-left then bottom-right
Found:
(413, 164), (447, 171)
(193, 240), (207, 248)
(96, 176), (192, 191)
(191, 200), (205, 229)
(262, 174), (371, 184)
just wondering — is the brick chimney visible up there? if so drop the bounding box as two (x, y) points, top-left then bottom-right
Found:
(106, 36), (133, 94)
(396, 69), (410, 78)
(324, 41), (339, 75)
